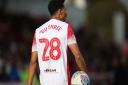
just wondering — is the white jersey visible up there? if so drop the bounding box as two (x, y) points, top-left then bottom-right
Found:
(32, 19), (77, 85)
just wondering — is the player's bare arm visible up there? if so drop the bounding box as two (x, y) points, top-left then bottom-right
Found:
(27, 51), (38, 85)
(68, 43), (87, 72)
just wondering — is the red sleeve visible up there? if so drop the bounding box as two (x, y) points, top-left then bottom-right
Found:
(67, 24), (77, 45)
(68, 24), (74, 39)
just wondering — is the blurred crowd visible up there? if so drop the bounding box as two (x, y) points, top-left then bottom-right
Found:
(75, 25), (128, 85)
(0, 12), (128, 85)
(0, 13), (48, 84)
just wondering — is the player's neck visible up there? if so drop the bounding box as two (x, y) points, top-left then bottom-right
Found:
(51, 16), (60, 20)
(51, 15), (64, 21)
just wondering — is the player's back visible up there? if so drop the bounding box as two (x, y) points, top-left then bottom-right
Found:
(35, 19), (69, 85)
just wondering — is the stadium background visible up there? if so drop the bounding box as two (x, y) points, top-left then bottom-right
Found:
(0, 0), (128, 85)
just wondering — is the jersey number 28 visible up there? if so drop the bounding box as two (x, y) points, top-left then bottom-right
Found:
(39, 37), (61, 61)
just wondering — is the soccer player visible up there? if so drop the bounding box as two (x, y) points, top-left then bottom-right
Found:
(27, 0), (87, 85)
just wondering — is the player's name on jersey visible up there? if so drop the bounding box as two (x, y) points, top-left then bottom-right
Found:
(40, 24), (62, 34)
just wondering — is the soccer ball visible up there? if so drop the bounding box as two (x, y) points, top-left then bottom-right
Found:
(71, 71), (90, 85)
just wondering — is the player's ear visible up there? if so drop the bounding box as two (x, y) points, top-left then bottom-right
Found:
(57, 9), (62, 18)
(57, 9), (62, 14)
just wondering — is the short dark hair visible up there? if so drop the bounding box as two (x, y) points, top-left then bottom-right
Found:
(48, 0), (65, 15)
